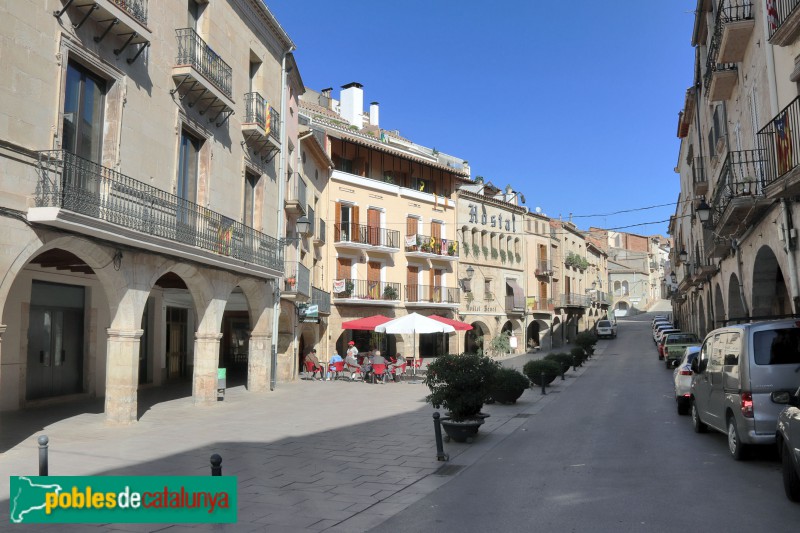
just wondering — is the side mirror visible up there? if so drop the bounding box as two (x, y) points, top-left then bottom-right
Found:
(690, 359), (699, 373)
(698, 360), (707, 373)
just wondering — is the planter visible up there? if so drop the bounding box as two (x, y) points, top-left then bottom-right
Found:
(441, 417), (485, 443)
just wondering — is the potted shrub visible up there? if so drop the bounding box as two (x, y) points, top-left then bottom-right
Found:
(570, 347), (587, 366)
(491, 248), (499, 260)
(382, 285), (398, 300)
(482, 246), (489, 258)
(342, 279), (354, 297)
(489, 367), (529, 404)
(499, 250), (507, 263)
(523, 359), (560, 386)
(575, 331), (598, 356)
(545, 352), (574, 374)
(424, 353), (498, 443)
(448, 241), (458, 256)
(472, 244), (480, 257)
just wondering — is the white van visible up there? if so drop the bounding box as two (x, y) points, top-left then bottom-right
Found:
(690, 320), (800, 460)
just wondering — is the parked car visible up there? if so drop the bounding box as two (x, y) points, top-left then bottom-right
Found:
(772, 386), (800, 502)
(654, 327), (680, 346)
(662, 332), (701, 368)
(673, 346), (701, 415)
(596, 319), (617, 339)
(690, 319), (800, 460)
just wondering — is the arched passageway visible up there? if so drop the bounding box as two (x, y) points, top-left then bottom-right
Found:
(752, 245), (790, 317)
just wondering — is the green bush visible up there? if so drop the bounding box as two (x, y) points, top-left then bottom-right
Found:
(523, 359), (560, 386)
(575, 331), (597, 354)
(571, 346), (587, 365)
(490, 367), (529, 403)
(545, 352), (574, 373)
(424, 353), (498, 421)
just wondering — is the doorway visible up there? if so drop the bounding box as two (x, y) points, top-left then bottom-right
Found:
(166, 307), (189, 379)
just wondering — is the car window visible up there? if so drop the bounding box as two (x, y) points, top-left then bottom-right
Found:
(686, 350), (699, 364)
(723, 332), (740, 366)
(710, 333), (725, 368)
(667, 334), (699, 344)
(598, 321), (610, 327)
(753, 327), (800, 365)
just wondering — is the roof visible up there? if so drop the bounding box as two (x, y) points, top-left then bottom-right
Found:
(298, 127), (334, 169)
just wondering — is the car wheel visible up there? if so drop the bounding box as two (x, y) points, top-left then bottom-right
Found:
(783, 442), (800, 502)
(727, 418), (748, 461)
(691, 401), (707, 433)
(677, 399), (689, 416)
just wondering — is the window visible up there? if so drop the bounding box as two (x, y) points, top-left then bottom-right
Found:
(754, 328), (800, 365)
(337, 157), (353, 173)
(243, 171), (259, 227)
(188, 0), (201, 29)
(62, 61), (106, 163)
(177, 130), (201, 205)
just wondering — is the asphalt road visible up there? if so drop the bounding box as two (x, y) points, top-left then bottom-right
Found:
(374, 312), (800, 533)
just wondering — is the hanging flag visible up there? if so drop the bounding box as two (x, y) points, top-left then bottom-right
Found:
(332, 279), (346, 293)
(264, 102), (271, 135)
(441, 238), (448, 255)
(767, 0), (779, 33)
(429, 235), (436, 252)
(776, 111), (793, 177)
(405, 234), (417, 248)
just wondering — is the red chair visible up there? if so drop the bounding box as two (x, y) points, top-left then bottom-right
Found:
(329, 361), (345, 381)
(304, 360), (321, 380)
(371, 363), (387, 384)
(390, 363), (407, 382)
(346, 362), (363, 381)
(412, 358), (424, 374)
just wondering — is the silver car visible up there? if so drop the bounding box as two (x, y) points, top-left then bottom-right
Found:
(691, 320), (800, 460)
(596, 319), (617, 339)
(673, 346), (700, 415)
(772, 386), (800, 502)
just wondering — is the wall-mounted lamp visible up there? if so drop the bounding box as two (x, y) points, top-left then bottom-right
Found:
(679, 248), (688, 262)
(466, 265), (475, 279)
(696, 197), (711, 225)
(461, 265), (475, 292)
(282, 215), (311, 246)
(670, 271), (678, 284)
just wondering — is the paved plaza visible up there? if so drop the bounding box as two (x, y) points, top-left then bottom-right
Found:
(0, 345), (605, 532)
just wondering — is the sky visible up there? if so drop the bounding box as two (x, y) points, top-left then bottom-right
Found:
(267, 1), (697, 237)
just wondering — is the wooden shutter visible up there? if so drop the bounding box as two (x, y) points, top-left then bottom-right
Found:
(337, 257), (351, 280)
(368, 261), (380, 299)
(407, 266), (418, 302)
(352, 205), (360, 243)
(407, 217), (418, 251)
(368, 208), (380, 245)
(432, 268), (442, 302)
(334, 202), (341, 242)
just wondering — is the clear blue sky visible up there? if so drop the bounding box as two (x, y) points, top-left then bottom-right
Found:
(267, 1), (696, 236)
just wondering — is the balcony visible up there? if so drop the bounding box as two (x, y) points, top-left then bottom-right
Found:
(692, 157), (708, 196)
(709, 149), (770, 237)
(172, 28), (234, 127)
(704, 29), (738, 101)
(283, 261), (311, 300)
(30, 150), (283, 278)
(596, 291), (611, 307)
(334, 223), (400, 252)
(405, 285), (460, 307)
(311, 286), (331, 315)
(404, 234), (458, 261)
(759, 96), (800, 199)
(768, 0), (800, 46)
(242, 92), (280, 158)
(716, 0), (755, 63)
(535, 260), (553, 277)
(53, 0), (152, 64)
(505, 294), (526, 314)
(285, 176), (307, 215)
(332, 279), (401, 305)
(528, 297), (555, 313)
(559, 293), (588, 309)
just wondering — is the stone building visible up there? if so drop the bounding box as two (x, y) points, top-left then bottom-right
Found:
(456, 182), (527, 355)
(298, 84), (469, 360)
(523, 210), (557, 350)
(0, 0), (297, 422)
(671, 1), (800, 336)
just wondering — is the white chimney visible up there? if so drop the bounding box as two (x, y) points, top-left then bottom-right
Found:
(339, 82), (364, 128)
(369, 101), (379, 127)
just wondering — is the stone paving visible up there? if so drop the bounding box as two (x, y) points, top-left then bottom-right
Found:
(0, 344), (605, 532)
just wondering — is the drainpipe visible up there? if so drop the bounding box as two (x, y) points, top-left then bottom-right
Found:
(763, 0), (779, 117)
(732, 238), (751, 319)
(270, 48), (293, 391)
(781, 199), (800, 313)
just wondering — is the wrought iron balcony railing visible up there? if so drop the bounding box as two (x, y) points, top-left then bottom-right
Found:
(311, 286), (331, 315)
(703, 27), (737, 97)
(332, 278), (401, 301)
(404, 233), (459, 257)
(560, 293), (588, 307)
(692, 157), (706, 184)
(768, 0), (800, 39)
(758, 96), (800, 186)
(110, 0), (148, 24)
(535, 260), (552, 276)
(284, 261), (310, 297)
(285, 175), (307, 214)
(405, 285), (460, 304)
(335, 223), (400, 249)
(709, 149), (766, 227)
(316, 219), (326, 244)
(717, 0), (753, 25)
(35, 150), (283, 272)
(529, 297), (555, 311)
(243, 92), (280, 141)
(175, 28), (232, 98)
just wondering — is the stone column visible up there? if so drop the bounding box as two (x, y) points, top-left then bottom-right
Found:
(104, 328), (143, 425)
(247, 333), (271, 392)
(193, 332), (223, 405)
(0, 325), (6, 404)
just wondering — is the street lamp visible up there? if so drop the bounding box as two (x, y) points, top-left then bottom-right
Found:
(679, 248), (688, 262)
(462, 265), (475, 292)
(670, 271), (678, 284)
(282, 215), (311, 245)
(466, 265), (475, 279)
(696, 197), (711, 225)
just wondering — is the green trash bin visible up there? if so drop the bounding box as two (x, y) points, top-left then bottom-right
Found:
(217, 368), (227, 401)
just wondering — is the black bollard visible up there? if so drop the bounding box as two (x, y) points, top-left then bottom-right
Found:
(560, 363), (565, 380)
(38, 435), (49, 476)
(210, 454), (222, 476)
(572, 356), (578, 371)
(433, 412), (449, 462)
(541, 372), (547, 395)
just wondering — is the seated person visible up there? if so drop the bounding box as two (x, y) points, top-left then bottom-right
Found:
(370, 350), (388, 382)
(344, 350), (360, 379)
(303, 349), (324, 380)
(388, 352), (406, 381)
(327, 352), (343, 380)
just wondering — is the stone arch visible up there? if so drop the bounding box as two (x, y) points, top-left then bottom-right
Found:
(464, 320), (489, 354)
(727, 272), (746, 323)
(714, 283), (725, 329)
(752, 245), (790, 317)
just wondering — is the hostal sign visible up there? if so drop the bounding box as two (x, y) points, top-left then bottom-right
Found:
(468, 204), (518, 232)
